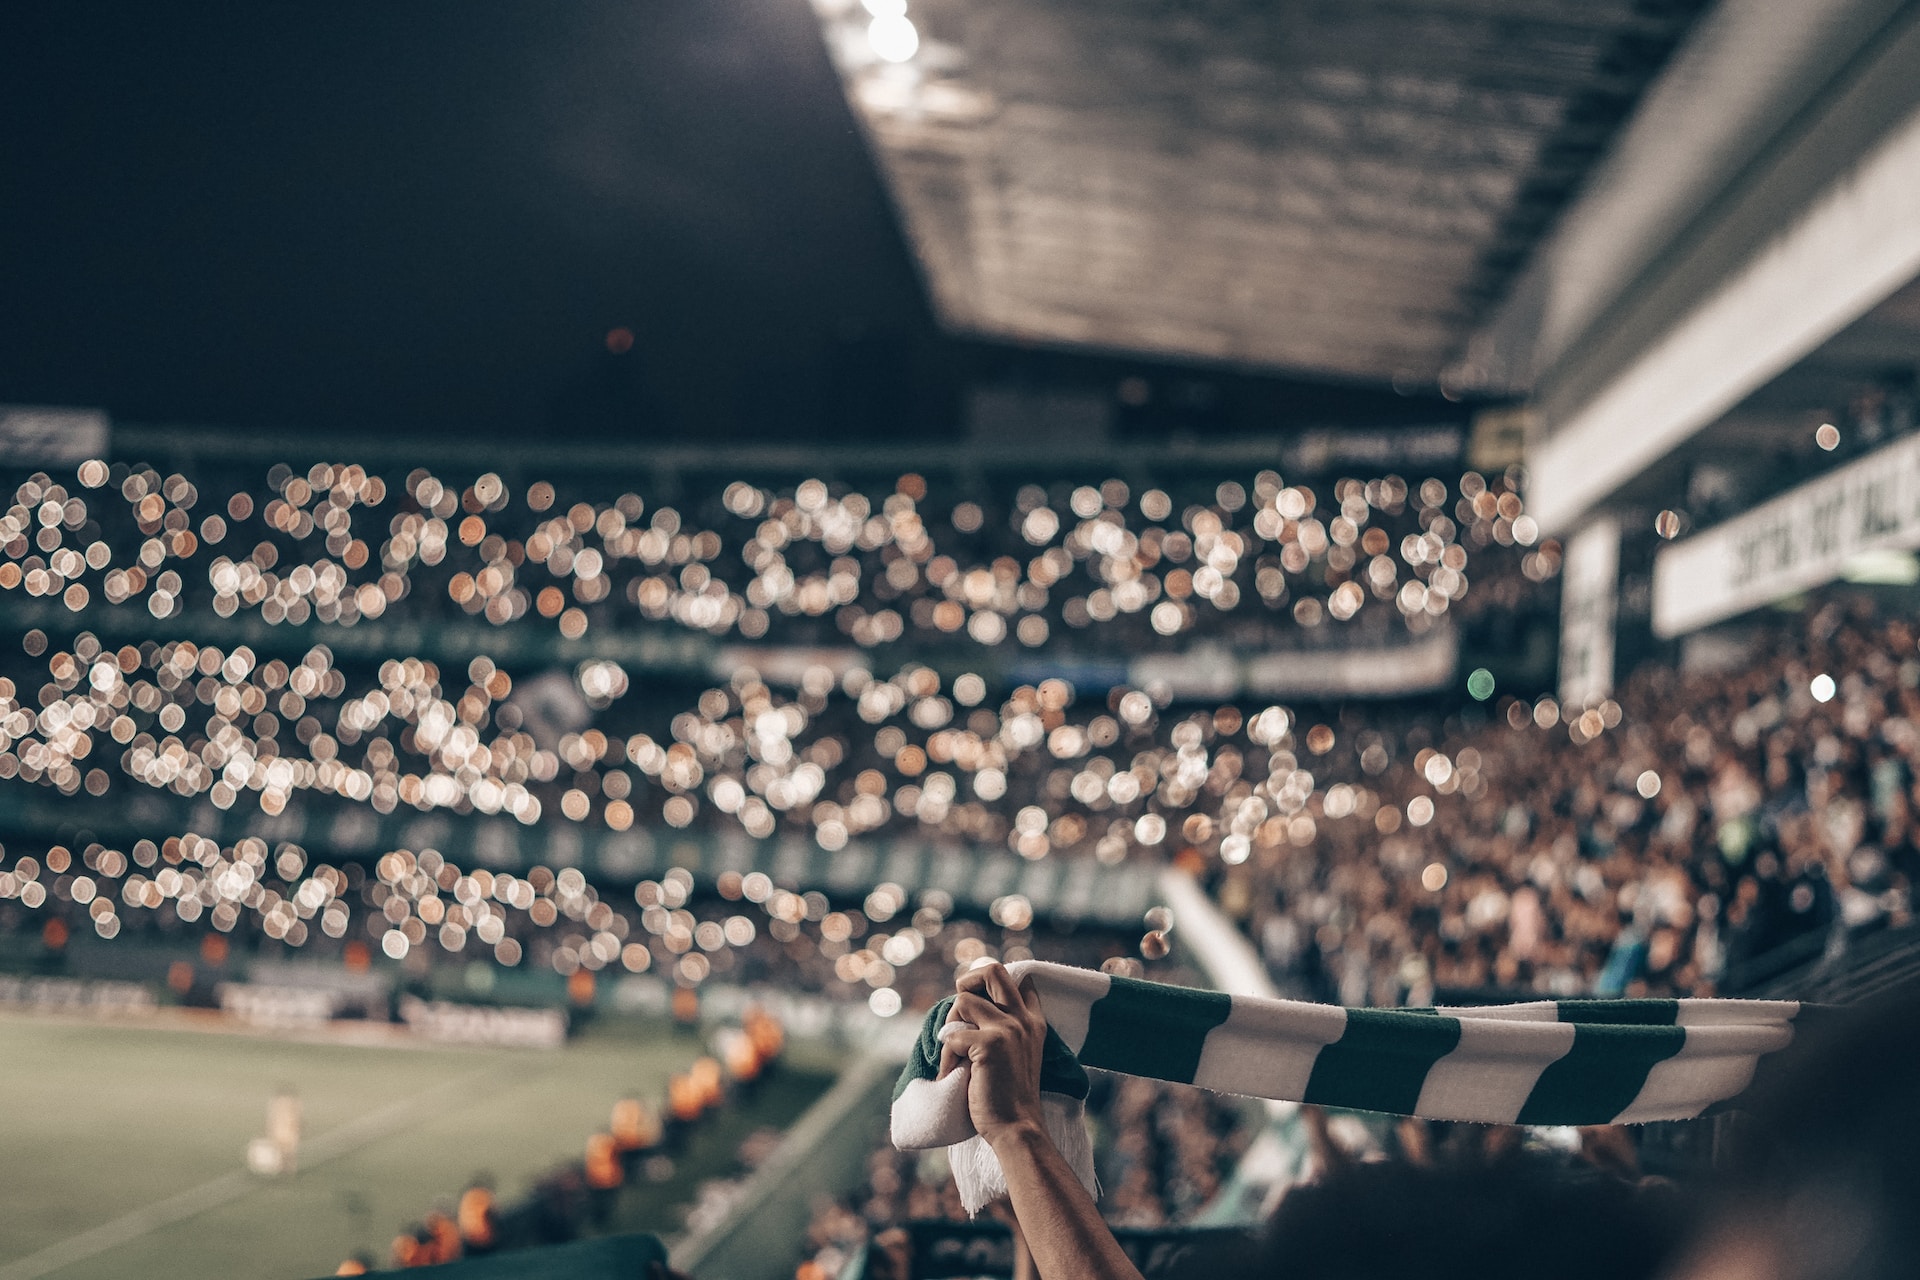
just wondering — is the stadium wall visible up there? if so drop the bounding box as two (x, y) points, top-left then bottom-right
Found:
(671, 1049), (901, 1280)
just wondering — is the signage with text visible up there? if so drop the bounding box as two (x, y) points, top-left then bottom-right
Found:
(1653, 433), (1920, 637)
(1559, 517), (1619, 707)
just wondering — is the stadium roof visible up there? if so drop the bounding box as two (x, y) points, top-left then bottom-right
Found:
(810, 0), (1712, 384)
(0, 1), (1459, 447)
(0, 1), (1706, 446)
(1596, 270), (1920, 516)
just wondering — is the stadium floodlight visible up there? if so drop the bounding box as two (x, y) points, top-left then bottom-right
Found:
(868, 14), (918, 62)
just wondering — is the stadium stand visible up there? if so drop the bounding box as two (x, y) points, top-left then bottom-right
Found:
(6, 454), (1919, 1280)
(795, 1072), (1255, 1277)
(10, 2), (1920, 1277)
(355, 1008), (785, 1270)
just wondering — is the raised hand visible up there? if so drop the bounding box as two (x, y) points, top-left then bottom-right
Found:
(938, 961), (1049, 1143)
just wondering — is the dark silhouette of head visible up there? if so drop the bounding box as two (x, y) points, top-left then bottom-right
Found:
(1257, 1148), (1689, 1280)
(1669, 979), (1920, 1280)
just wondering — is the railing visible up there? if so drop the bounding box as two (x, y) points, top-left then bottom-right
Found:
(1734, 919), (1920, 1003)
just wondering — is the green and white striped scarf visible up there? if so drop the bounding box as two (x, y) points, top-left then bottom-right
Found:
(892, 961), (1813, 1214)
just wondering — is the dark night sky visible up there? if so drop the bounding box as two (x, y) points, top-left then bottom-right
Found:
(0, 1), (1456, 447)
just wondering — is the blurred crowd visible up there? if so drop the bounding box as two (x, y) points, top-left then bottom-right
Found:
(9, 598), (1917, 1018)
(0, 460), (1548, 655)
(1, 452), (1914, 1028)
(0, 459), (1555, 847)
(796, 1073), (1254, 1279)
(1242, 599), (1920, 1004)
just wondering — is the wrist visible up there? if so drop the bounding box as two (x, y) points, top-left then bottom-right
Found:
(983, 1112), (1051, 1155)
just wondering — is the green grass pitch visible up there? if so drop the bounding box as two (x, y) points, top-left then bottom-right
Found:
(0, 1011), (835, 1280)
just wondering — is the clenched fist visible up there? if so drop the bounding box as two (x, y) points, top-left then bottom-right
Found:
(936, 961), (1049, 1143)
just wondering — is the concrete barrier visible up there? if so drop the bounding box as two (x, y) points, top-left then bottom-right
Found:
(672, 1049), (902, 1280)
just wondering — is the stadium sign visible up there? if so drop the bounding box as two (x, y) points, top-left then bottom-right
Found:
(1653, 432), (1920, 637)
(0, 404), (109, 463)
(1559, 517), (1619, 707)
(1130, 629), (1458, 700)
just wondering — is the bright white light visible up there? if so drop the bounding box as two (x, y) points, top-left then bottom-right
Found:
(1810, 673), (1836, 703)
(868, 14), (918, 62)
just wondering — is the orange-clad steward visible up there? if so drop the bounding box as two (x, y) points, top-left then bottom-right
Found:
(690, 1056), (724, 1110)
(667, 1072), (705, 1124)
(585, 1132), (624, 1190)
(423, 1210), (462, 1263)
(612, 1097), (661, 1152)
(389, 1230), (424, 1269)
(457, 1184), (498, 1251)
(744, 1006), (784, 1060)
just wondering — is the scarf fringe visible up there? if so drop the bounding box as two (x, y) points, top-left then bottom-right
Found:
(947, 1095), (1096, 1217)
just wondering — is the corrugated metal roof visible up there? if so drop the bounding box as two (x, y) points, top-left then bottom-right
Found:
(814, 0), (1710, 384)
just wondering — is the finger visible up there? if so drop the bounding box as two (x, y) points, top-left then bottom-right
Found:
(1014, 974), (1047, 1026)
(937, 1012), (974, 1076)
(951, 991), (1017, 1031)
(942, 1023), (1021, 1057)
(981, 962), (1024, 1012)
(937, 1024), (974, 1077)
(961, 960), (1022, 1012)
(938, 1027), (989, 1060)
(955, 959), (1003, 998)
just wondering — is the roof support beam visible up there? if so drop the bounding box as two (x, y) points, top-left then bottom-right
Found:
(1453, 0), (1915, 393)
(1520, 0), (1920, 532)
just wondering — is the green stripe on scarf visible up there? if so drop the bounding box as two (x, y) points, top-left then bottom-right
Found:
(1554, 999), (1680, 1026)
(1303, 1009), (1463, 1114)
(1516, 1023), (1686, 1125)
(1078, 977), (1232, 1082)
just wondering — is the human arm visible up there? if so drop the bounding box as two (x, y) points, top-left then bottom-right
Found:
(938, 962), (1145, 1280)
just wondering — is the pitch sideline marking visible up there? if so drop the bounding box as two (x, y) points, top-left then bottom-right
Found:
(0, 1062), (511, 1280)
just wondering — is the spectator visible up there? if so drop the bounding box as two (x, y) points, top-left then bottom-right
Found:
(1667, 979), (1920, 1280)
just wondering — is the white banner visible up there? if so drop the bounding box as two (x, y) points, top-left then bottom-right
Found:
(711, 645), (865, 688)
(1559, 517), (1619, 707)
(397, 996), (567, 1048)
(0, 405), (110, 464)
(1653, 433), (1920, 637)
(1241, 628), (1457, 697)
(1128, 629), (1458, 700)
